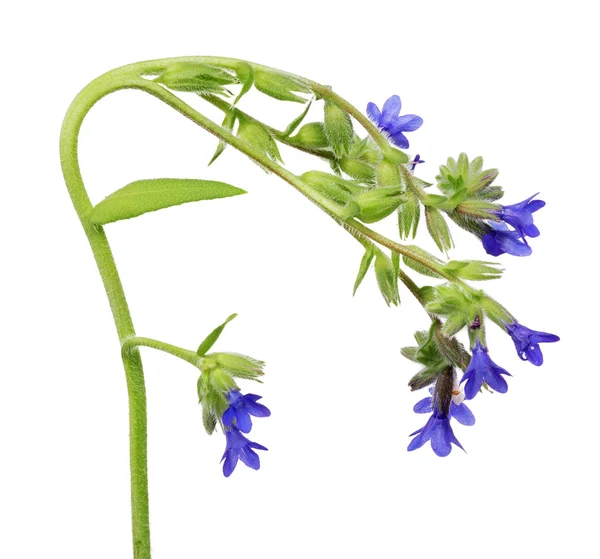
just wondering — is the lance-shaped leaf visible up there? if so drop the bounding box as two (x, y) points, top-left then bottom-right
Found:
(281, 101), (313, 138)
(353, 245), (375, 295)
(234, 62), (254, 104)
(253, 68), (311, 103)
(398, 191), (421, 239)
(90, 179), (246, 225)
(209, 110), (237, 166)
(425, 206), (454, 253)
(443, 260), (503, 281)
(324, 100), (353, 158)
(197, 314), (238, 356)
(156, 62), (238, 95)
(374, 251), (399, 306)
(402, 246), (444, 279)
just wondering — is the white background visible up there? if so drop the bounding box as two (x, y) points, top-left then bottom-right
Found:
(1, 1), (598, 558)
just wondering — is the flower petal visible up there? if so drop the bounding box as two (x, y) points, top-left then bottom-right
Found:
(390, 131), (409, 149)
(239, 446), (261, 470)
(381, 95), (401, 126)
(485, 368), (509, 393)
(389, 114), (423, 133)
(249, 441), (268, 452)
(222, 449), (239, 477)
(451, 402), (475, 426)
(525, 343), (544, 366)
(235, 409), (253, 433)
(430, 421), (452, 457)
(245, 400), (271, 418)
(366, 102), (382, 124)
(413, 397), (433, 414)
(482, 233), (504, 256)
(222, 406), (236, 427)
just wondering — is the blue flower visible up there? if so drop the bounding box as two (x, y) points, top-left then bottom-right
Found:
(409, 154), (425, 172)
(367, 95), (423, 149)
(222, 389), (271, 433)
(407, 392), (474, 457)
(495, 193), (545, 239)
(460, 341), (511, 399)
(221, 425), (268, 477)
(482, 222), (532, 257)
(505, 322), (560, 366)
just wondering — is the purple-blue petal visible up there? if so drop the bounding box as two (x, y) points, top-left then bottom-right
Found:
(413, 397), (433, 414)
(390, 131), (409, 149)
(450, 402), (475, 426)
(430, 421), (452, 457)
(245, 400), (271, 418)
(239, 446), (261, 470)
(222, 406), (236, 427)
(389, 114), (423, 133)
(366, 102), (382, 124)
(525, 344), (544, 366)
(381, 95), (402, 125)
(235, 409), (253, 433)
(222, 449), (238, 477)
(484, 368), (510, 393)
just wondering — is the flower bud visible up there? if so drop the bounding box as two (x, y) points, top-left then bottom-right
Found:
(290, 122), (329, 149)
(377, 160), (401, 188)
(324, 100), (353, 157)
(374, 251), (399, 306)
(214, 352), (265, 380)
(339, 158), (376, 182)
(301, 171), (365, 205)
(353, 188), (406, 223)
(156, 62), (237, 94)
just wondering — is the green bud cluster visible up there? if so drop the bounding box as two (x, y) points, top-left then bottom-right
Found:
(401, 321), (470, 392)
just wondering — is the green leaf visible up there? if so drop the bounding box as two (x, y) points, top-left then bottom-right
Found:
(90, 179), (246, 225)
(401, 246), (444, 279)
(374, 251), (399, 306)
(397, 192), (421, 239)
(253, 68), (311, 103)
(323, 100), (353, 158)
(353, 245), (375, 295)
(282, 101), (313, 137)
(425, 206), (454, 253)
(234, 62), (254, 104)
(156, 62), (238, 95)
(197, 314), (238, 356)
(208, 111), (236, 166)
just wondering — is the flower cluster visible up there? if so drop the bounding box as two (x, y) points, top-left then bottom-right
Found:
(482, 194), (546, 257)
(221, 389), (271, 477)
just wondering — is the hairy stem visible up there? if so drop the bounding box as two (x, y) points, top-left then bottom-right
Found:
(122, 337), (199, 366)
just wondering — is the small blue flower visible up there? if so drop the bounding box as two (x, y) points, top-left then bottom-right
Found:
(221, 425), (268, 477)
(407, 392), (474, 457)
(505, 322), (560, 366)
(482, 222), (532, 257)
(460, 341), (511, 400)
(222, 389), (271, 433)
(367, 95), (423, 149)
(409, 154), (425, 172)
(495, 193), (545, 239)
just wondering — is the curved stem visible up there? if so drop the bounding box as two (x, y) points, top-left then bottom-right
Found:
(123, 337), (199, 366)
(60, 65), (154, 559)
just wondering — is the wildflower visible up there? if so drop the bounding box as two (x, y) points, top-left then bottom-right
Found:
(222, 389), (271, 433)
(495, 193), (545, 239)
(409, 154), (425, 172)
(408, 387), (474, 457)
(367, 95), (423, 149)
(460, 341), (511, 399)
(505, 322), (560, 366)
(221, 425), (267, 477)
(481, 221), (532, 257)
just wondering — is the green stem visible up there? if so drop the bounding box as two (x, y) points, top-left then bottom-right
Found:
(60, 65), (155, 559)
(122, 337), (199, 366)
